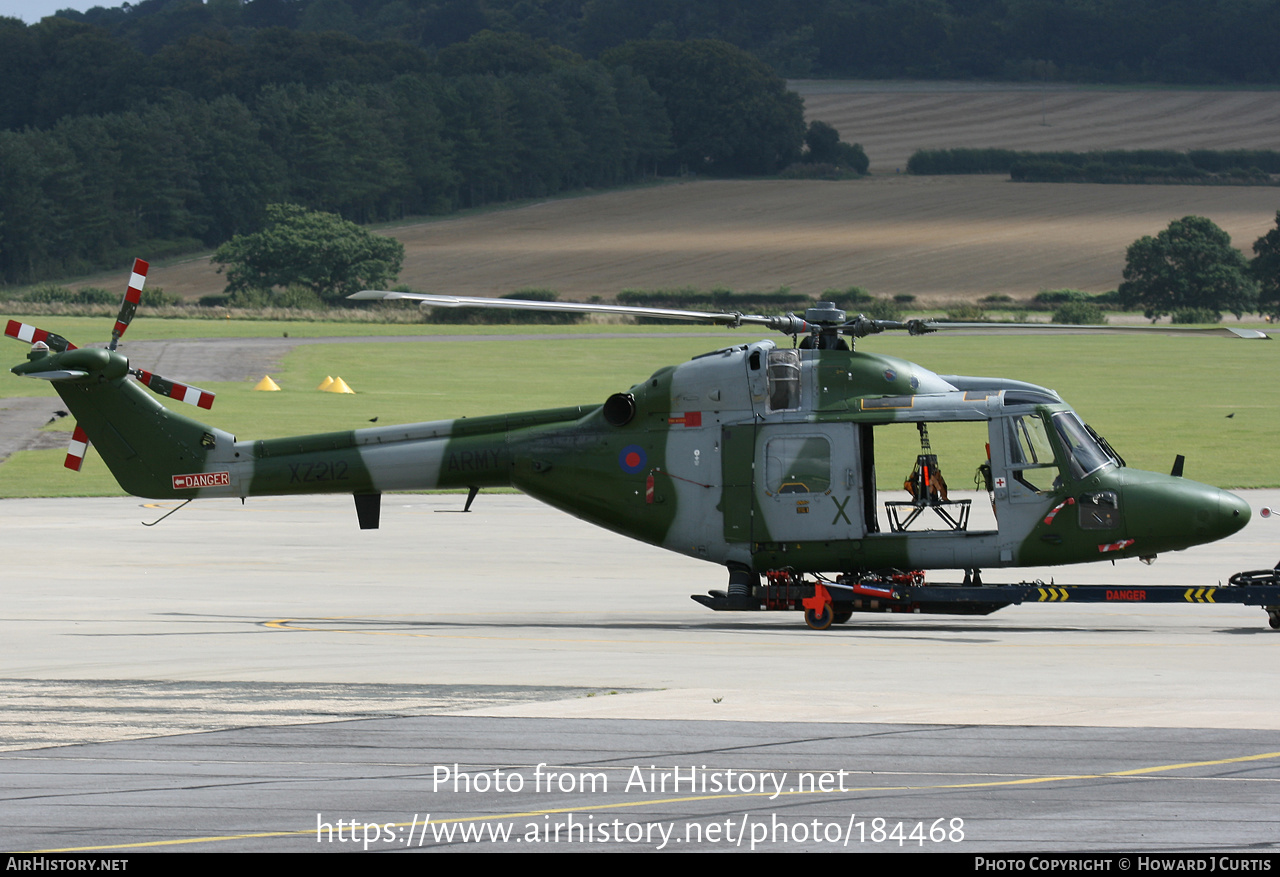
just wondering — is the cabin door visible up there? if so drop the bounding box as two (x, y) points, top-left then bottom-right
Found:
(753, 423), (863, 542)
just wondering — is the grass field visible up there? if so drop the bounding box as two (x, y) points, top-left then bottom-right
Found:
(2, 329), (1276, 496)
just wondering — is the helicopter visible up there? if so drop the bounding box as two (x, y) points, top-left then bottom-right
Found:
(7, 261), (1276, 629)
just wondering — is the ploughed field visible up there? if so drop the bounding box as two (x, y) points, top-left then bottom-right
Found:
(794, 81), (1280, 173)
(81, 82), (1280, 305)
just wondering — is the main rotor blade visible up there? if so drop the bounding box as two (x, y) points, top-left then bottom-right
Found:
(350, 291), (1270, 341)
(921, 321), (1269, 339)
(4, 320), (77, 352)
(110, 258), (148, 350)
(350, 290), (809, 334)
(134, 369), (215, 409)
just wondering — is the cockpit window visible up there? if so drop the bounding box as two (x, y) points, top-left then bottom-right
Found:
(766, 349), (801, 411)
(1008, 414), (1055, 466)
(1052, 412), (1114, 480)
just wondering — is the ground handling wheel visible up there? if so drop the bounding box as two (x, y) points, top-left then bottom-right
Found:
(804, 604), (835, 630)
(831, 609), (853, 624)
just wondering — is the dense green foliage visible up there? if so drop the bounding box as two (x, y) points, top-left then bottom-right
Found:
(1052, 301), (1108, 325)
(34, 0), (1280, 85)
(0, 13), (828, 286)
(1252, 212), (1280, 321)
(907, 149), (1025, 175)
(0, 44), (677, 284)
(1119, 216), (1257, 321)
(910, 148), (1280, 183)
(1171, 307), (1222, 324)
(617, 288), (811, 312)
(212, 203), (405, 302)
(1033, 289), (1094, 305)
(601, 40), (804, 175)
(424, 290), (585, 324)
(19, 283), (180, 307)
(614, 286), (885, 316)
(802, 121), (869, 174)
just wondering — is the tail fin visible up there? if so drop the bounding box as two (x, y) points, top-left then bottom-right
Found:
(13, 346), (235, 498)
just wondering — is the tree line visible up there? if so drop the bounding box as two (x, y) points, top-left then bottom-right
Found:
(908, 148), (1280, 180)
(0, 62), (671, 285)
(1, 32), (846, 287)
(42, 0), (1280, 85)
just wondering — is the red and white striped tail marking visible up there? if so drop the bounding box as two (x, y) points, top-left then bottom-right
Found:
(4, 320), (77, 350)
(64, 425), (90, 471)
(135, 369), (215, 409)
(112, 258), (148, 340)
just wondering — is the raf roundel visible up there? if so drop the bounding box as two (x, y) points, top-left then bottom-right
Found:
(619, 444), (647, 474)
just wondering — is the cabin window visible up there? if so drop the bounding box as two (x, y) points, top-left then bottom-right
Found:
(766, 349), (801, 411)
(1007, 413), (1061, 493)
(764, 435), (831, 494)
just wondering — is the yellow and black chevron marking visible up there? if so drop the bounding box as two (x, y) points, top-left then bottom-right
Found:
(1037, 587), (1070, 602)
(1183, 588), (1217, 603)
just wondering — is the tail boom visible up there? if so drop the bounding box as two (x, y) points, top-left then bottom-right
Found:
(22, 347), (591, 500)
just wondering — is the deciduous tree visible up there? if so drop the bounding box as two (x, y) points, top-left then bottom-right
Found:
(1251, 211), (1280, 320)
(803, 120), (869, 173)
(212, 203), (404, 303)
(1118, 216), (1257, 321)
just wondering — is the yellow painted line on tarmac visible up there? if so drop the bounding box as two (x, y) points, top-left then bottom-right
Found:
(28, 750), (1280, 852)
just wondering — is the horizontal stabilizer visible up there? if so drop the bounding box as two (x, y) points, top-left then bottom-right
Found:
(17, 369), (89, 381)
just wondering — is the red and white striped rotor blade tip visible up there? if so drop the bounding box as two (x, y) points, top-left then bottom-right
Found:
(64, 425), (90, 472)
(4, 320), (77, 353)
(111, 258), (148, 345)
(135, 369), (215, 410)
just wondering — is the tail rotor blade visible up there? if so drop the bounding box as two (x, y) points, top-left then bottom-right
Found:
(110, 258), (148, 350)
(64, 424), (90, 472)
(134, 369), (215, 410)
(5, 320), (77, 353)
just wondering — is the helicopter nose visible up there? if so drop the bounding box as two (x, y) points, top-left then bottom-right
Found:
(1217, 489), (1252, 538)
(1123, 477), (1250, 552)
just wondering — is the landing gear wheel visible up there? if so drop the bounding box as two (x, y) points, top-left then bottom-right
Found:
(832, 609), (853, 625)
(804, 605), (834, 630)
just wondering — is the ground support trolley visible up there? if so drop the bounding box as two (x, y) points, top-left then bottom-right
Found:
(691, 565), (1280, 630)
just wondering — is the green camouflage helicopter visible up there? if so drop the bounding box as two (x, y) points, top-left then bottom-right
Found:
(7, 261), (1273, 629)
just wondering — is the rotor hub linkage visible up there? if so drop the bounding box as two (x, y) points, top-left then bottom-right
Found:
(787, 302), (937, 350)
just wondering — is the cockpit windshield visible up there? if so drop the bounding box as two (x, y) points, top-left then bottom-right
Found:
(1051, 412), (1117, 480)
